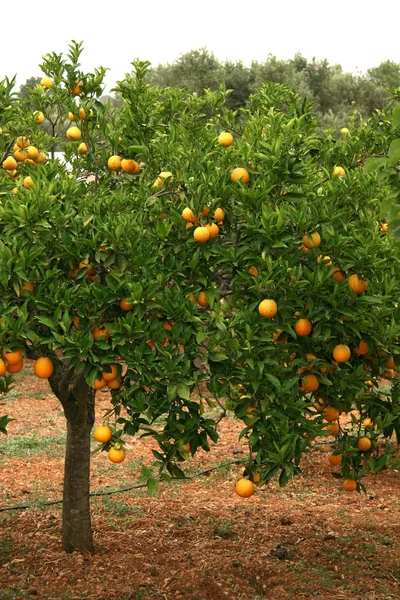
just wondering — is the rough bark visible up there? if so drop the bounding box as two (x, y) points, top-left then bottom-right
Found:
(49, 365), (95, 553)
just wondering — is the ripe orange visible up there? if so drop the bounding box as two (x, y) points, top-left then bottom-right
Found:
(0, 359), (6, 377)
(252, 471), (261, 484)
(93, 425), (112, 443)
(153, 171), (173, 187)
(36, 152), (46, 164)
(205, 223), (219, 238)
(231, 167), (250, 184)
(357, 437), (372, 452)
(354, 340), (369, 356)
(34, 111), (45, 124)
(23, 176), (34, 189)
(108, 447), (126, 463)
(273, 329), (288, 344)
(235, 478), (254, 498)
(120, 298), (134, 311)
(162, 321), (173, 332)
(294, 318), (312, 336)
(202, 207), (210, 217)
(20, 281), (35, 295)
(40, 77), (53, 88)
(73, 316), (80, 329)
(333, 166), (345, 177)
(325, 422), (340, 436)
(300, 374), (319, 392)
(79, 107), (87, 120)
(92, 325), (110, 341)
(218, 132), (233, 147)
(323, 407), (339, 422)
(6, 361), (24, 373)
(78, 143), (88, 154)
(248, 266), (259, 277)
(213, 208), (225, 222)
(193, 226), (210, 242)
(3, 156), (18, 171)
(108, 155), (122, 171)
(72, 81), (83, 95)
(102, 364), (118, 381)
(66, 127), (82, 141)
(384, 356), (395, 369)
(14, 148), (27, 162)
(302, 232), (321, 249)
(348, 274), (368, 295)
(258, 299), (278, 318)
(332, 267), (345, 283)
(333, 344), (351, 363)
(121, 158), (140, 174)
(16, 136), (30, 148)
(182, 207), (197, 223)
(94, 377), (107, 390)
(2, 349), (23, 366)
(328, 453), (342, 466)
(197, 291), (209, 308)
(26, 146), (39, 161)
(363, 417), (374, 428)
(380, 222), (388, 233)
(108, 377), (122, 390)
(34, 357), (54, 378)
(343, 479), (357, 492)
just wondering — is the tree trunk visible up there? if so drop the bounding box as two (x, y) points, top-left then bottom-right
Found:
(48, 367), (96, 553)
(62, 412), (94, 553)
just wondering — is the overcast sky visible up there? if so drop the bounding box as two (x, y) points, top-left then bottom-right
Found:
(2, 0), (400, 91)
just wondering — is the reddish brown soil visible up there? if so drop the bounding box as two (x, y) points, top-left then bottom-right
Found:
(1, 364), (399, 600)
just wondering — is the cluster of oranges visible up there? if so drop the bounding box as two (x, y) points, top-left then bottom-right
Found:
(0, 351), (54, 379)
(107, 155), (140, 174)
(93, 424), (125, 463)
(2, 133), (47, 194)
(182, 206), (224, 242)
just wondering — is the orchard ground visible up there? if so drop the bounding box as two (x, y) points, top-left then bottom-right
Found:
(1, 364), (399, 600)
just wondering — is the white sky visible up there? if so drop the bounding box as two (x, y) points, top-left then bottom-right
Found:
(2, 0), (400, 91)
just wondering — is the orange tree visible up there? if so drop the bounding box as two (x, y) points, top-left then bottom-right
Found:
(1, 42), (400, 553)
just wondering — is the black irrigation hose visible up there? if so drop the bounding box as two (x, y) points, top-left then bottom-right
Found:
(0, 459), (245, 513)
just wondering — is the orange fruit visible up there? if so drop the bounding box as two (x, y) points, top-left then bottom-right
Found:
(354, 340), (369, 356)
(252, 471), (261, 484)
(66, 126), (82, 141)
(36, 152), (46, 164)
(294, 318), (312, 336)
(332, 267), (345, 283)
(193, 226), (210, 242)
(357, 437), (372, 452)
(14, 148), (28, 162)
(333, 166), (345, 177)
(121, 159), (140, 174)
(2, 349), (23, 366)
(72, 82), (84, 95)
(273, 329), (288, 344)
(343, 479), (357, 492)
(0, 359), (6, 377)
(380, 222), (388, 233)
(3, 156), (18, 171)
(120, 298), (133, 311)
(205, 223), (219, 238)
(34, 111), (45, 124)
(23, 176), (34, 189)
(153, 171), (173, 187)
(108, 447), (126, 463)
(20, 281), (35, 295)
(235, 478), (254, 498)
(108, 155), (122, 171)
(213, 208), (225, 222)
(218, 132), (233, 147)
(182, 207), (197, 223)
(348, 274), (368, 295)
(333, 344), (351, 363)
(231, 167), (249, 184)
(197, 291), (209, 308)
(40, 77), (53, 88)
(363, 417), (374, 428)
(108, 377), (122, 390)
(94, 425), (112, 443)
(26, 146), (39, 161)
(323, 407), (339, 422)
(78, 143), (88, 154)
(6, 361), (24, 373)
(102, 364), (118, 381)
(34, 357), (54, 378)
(258, 299), (278, 318)
(384, 356), (395, 369)
(16, 136), (30, 148)
(73, 316), (80, 329)
(325, 422), (340, 436)
(162, 321), (173, 332)
(302, 232), (321, 249)
(248, 266), (259, 277)
(300, 374), (319, 392)
(328, 453), (342, 466)
(92, 325), (110, 341)
(94, 377), (107, 390)
(202, 207), (210, 217)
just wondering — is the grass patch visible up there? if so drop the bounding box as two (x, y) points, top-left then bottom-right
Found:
(0, 433), (66, 458)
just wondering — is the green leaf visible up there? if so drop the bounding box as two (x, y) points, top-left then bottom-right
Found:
(364, 157), (388, 173)
(392, 104), (400, 129)
(177, 383), (190, 400)
(147, 477), (158, 496)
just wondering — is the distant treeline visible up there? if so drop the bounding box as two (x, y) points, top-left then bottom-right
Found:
(146, 49), (400, 130)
